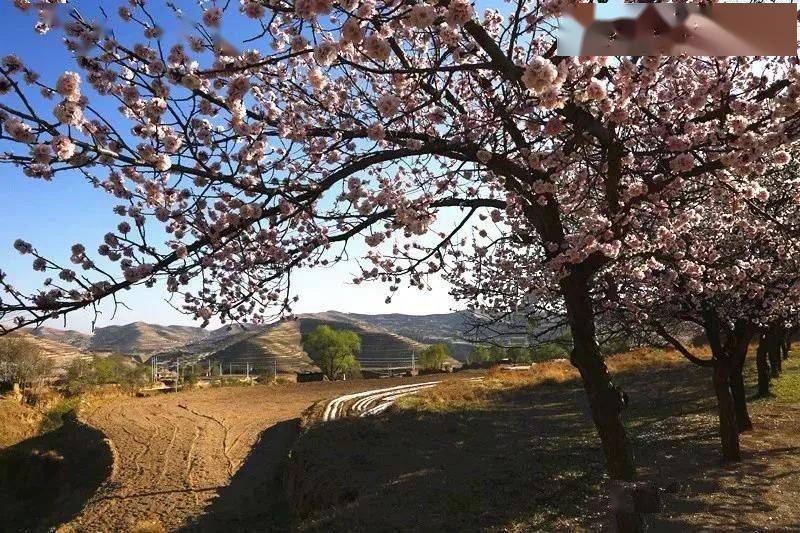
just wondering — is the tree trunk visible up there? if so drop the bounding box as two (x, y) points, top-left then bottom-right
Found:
(729, 371), (752, 432)
(769, 338), (782, 376)
(561, 273), (644, 532)
(704, 311), (742, 462)
(729, 324), (754, 433)
(782, 329), (791, 360)
(756, 332), (771, 397)
(712, 361), (741, 461)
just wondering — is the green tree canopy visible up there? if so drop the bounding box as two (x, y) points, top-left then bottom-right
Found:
(302, 325), (361, 380)
(466, 345), (492, 366)
(507, 346), (533, 364)
(418, 344), (451, 371)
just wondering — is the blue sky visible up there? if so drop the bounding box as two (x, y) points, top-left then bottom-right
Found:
(0, 2), (460, 333)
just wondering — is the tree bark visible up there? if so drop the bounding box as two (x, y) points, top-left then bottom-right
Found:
(561, 272), (644, 532)
(729, 322), (754, 433)
(712, 360), (741, 461)
(703, 310), (742, 462)
(729, 370), (752, 432)
(782, 329), (792, 360)
(756, 332), (771, 397)
(769, 336), (783, 377)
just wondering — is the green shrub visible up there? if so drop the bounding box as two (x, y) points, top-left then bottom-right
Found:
(466, 345), (492, 365)
(507, 346), (533, 364)
(418, 344), (451, 370)
(39, 397), (80, 433)
(530, 342), (569, 362)
(64, 355), (147, 394)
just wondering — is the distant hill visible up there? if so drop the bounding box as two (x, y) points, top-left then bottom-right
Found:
(17, 310), (529, 365)
(211, 321), (320, 374)
(88, 322), (211, 361)
(27, 327), (92, 350)
(299, 312), (436, 368)
(206, 312), (458, 374)
(10, 331), (91, 373)
(331, 311), (529, 360)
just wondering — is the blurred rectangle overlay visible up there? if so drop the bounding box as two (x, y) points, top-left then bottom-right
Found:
(557, 3), (797, 56)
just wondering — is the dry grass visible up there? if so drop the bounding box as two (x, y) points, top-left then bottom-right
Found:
(290, 347), (800, 532)
(0, 397), (40, 449)
(130, 520), (166, 533)
(399, 348), (693, 413)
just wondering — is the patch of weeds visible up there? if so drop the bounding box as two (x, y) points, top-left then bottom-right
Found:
(39, 397), (80, 434)
(772, 355), (800, 404)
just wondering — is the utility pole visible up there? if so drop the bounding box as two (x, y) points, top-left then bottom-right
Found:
(246, 362), (250, 382)
(273, 359), (277, 380)
(175, 359), (179, 392)
(411, 351), (416, 374)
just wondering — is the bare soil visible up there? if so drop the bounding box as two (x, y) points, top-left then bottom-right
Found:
(50, 373), (472, 532)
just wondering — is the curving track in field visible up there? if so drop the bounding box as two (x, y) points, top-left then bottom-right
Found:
(65, 373), (479, 531)
(322, 377), (484, 421)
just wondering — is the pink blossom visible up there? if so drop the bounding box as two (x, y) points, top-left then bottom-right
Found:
(53, 100), (83, 126)
(376, 94), (401, 117)
(30, 143), (51, 164)
(445, 0), (475, 26)
(341, 18), (364, 44)
(4, 117), (35, 142)
(366, 122), (385, 141)
(522, 57), (558, 95)
(51, 135), (76, 160)
(408, 4), (437, 29)
(584, 78), (607, 101)
(241, 0), (265, 18)
(669, 153), (694, 173)
(13, 239), (33, 255)
(667, 136), (691, 152)
(313, 41), (338, 66)
(774, 151), (791, 166)
(202, 7), (223, 27)
(364, 34), (391, 62)
(55, 71), (81, 102)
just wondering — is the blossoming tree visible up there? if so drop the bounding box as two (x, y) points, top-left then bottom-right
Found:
(603, 167), (800, 462)
(2, 2), (800, 530)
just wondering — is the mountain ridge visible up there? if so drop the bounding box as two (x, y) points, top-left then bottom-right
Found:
(24, 310), (527, 364)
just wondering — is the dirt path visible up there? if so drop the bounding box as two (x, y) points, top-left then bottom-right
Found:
(65, 373), (475, 532)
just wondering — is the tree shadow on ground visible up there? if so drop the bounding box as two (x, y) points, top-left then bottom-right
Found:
(286, 359), (800, 532)
(0, 413), (112, 533)
(288, 382), (607, 532)
(181, 418), (301, 533)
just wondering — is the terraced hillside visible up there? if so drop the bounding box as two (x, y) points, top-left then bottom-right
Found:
(88, 323), (210, 361)
(21, 312), (482, 367)
(211, 321), (321, 374)
(299, 312), (461, 369)
(27, 326), (92, 350)
(207, 313), (459, 375)
(341, 311), (528, 360)
(10, 331), (91, 373)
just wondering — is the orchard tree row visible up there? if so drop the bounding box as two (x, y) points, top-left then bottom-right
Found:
(2, 1), (800, 530)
